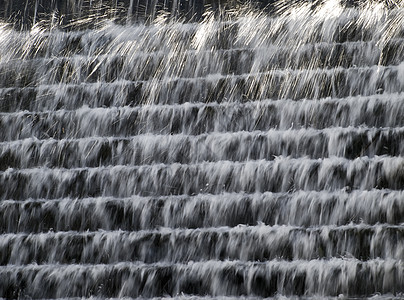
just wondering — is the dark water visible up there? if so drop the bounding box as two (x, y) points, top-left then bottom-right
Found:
(1, 0), (404, 298)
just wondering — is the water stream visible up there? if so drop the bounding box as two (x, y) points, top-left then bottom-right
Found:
(1, 0), (404, 298)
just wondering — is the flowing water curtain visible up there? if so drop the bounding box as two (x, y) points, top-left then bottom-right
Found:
(1, 0), (404, 298)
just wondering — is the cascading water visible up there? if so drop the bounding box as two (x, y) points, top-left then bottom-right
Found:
(1, 0), (404, 298)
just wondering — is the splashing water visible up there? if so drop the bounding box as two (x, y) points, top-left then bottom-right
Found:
(1, 0), (404, 298)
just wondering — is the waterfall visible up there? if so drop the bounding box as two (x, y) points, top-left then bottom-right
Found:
(1, 0), (404, 298)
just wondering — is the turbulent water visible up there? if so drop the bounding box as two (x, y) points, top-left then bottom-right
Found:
(1, 0), (404, 298)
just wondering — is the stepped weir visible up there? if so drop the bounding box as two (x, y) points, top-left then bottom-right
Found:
(1, 0), (404, 298)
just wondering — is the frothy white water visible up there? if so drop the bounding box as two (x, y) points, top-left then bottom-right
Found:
(1, 0), (404, 298)
(1, 126), (404, 170)
(2, 94), (404, 141)
(1, 259), (404, 298)
(1, 156), (404, 199)
(2, 223), (404, 265)
(1, 189), (404, 232)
